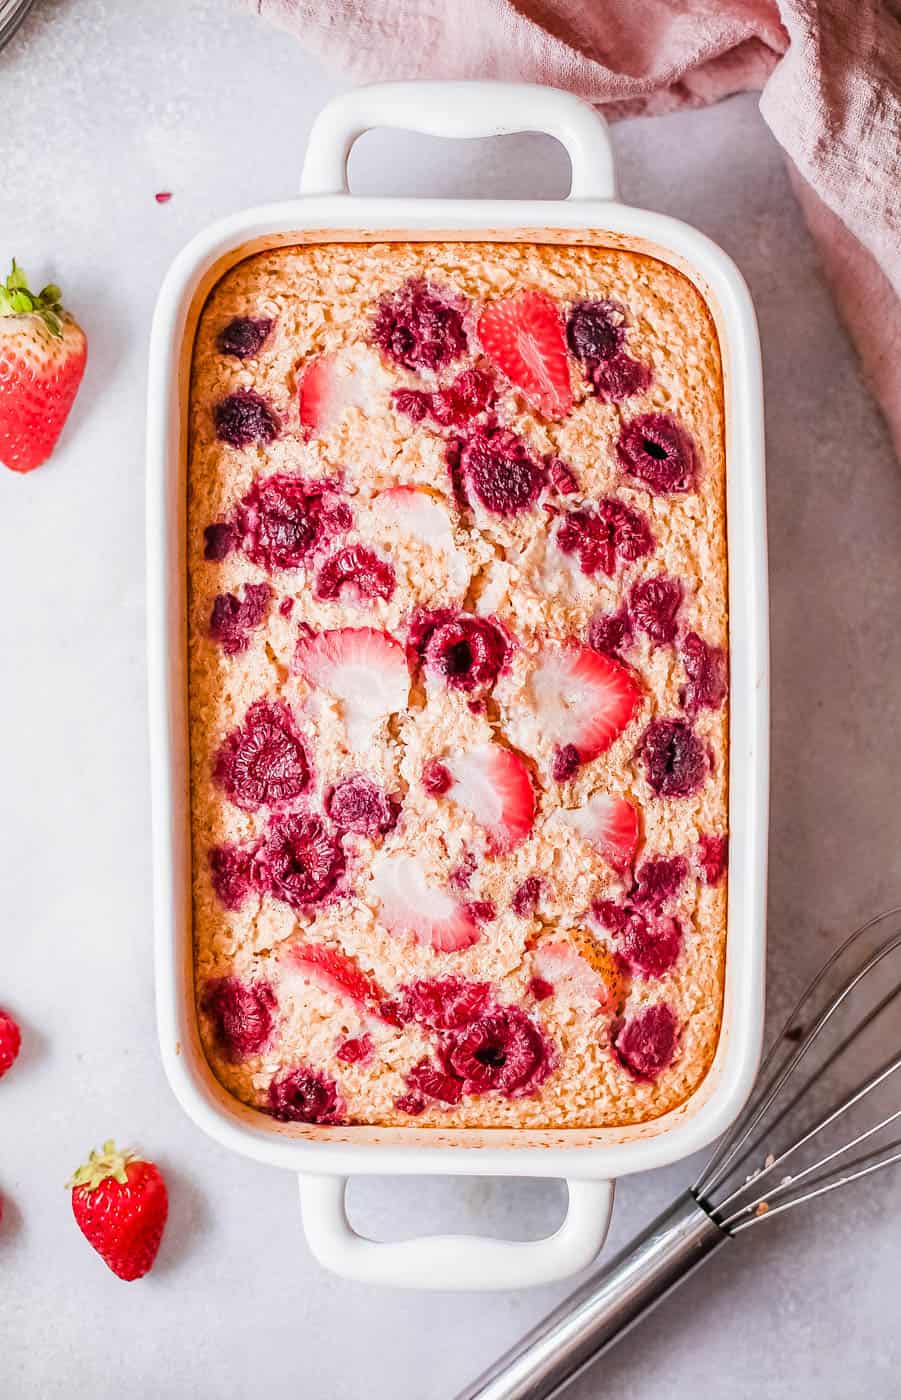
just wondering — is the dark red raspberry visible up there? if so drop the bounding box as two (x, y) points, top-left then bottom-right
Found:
(209, 582), (272, 655)
(279, 597), (294, 617)
(588, 608), (633, 659)
(629, 576), (683, 646)
(388, 978), (492, 1030)
(548, 458), (579, 495)
(394, 368), (496, 430)
(439, 1008), (553, 1098)
(616, 914), (683, 980)
(512, 876), (541, 917)
(680, 633), (727, 714)
(203, 521), (236, 561)
(592, 899), (631, 933)
(255, 811), (344, 909)
(460, 427), (545, 517)
(209, 843), (255, 911)
(326, 774), (398, 837)
(617, 413), (697, 495)
(422, 760), (453, 796)
(372, 280), (468, 372)
(216, 317), (273, 360)
(336, 1034), (374, 1065)
(392, 388), (431, 422)
(447, 368), (495, 418)
(640, 719), (708, 798)
(613, 1004), (679, 1081)
(552, 744), (581, 782)
(698, 833), (728, 885)
(237, 474), (351, 573)
(423, 615), (507, 693)
(448, 852), (477, 890)
(633, 855), (688, 909)
(214, 390), (279, 448)
(395, 1091), (427, 1116)
(529, 977), (554, 1001)
(201, 977), (276, 1061)
(315, 545), (396, 603)
(406, 1059), (464, 1105)
(590, 354), (652, 402)
(566, 300), (626, 364)
(268, 1066), (344, 1124)
(214, 699), (310, 811)
(467, 900), (496, 924)
(557, 499), (653, 576)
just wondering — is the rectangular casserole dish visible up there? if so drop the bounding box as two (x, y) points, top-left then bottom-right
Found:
(147, 80), (768, 1290)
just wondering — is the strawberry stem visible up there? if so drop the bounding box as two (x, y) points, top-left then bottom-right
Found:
(0, 259), (65, 338)
(66, 1140), (139, 1192)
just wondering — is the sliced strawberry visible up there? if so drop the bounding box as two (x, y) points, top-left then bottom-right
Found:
(298, 349), (381, 437)
(560, 793), (640, 872)
(373, 485), (455, 543)
(283, 941), (392, 1022)
(295, 627), (409, 749)
(531, 939), (617, 1011)
(477, 290), (573, 420)
(370, 854), (480, 953)
(445, 745), (535, 854)
(530, 641), (641, 761)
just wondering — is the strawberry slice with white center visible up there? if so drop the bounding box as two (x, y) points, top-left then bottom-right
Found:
(530, 642), (641, 761)
(373, 485), (454, 545)
(477, 290), (573, 420)
(532, 936), (621, 1012)
(560, 793), (640, 872)
(283, 941), (392, 1023)
(298, 348), (385, 437)
(444, 745), (535, 854)
(295, 627), (409, 749)
(370, 854), (480, 953)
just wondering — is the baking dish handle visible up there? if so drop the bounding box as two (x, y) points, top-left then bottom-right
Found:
(297, 1173), (615, 1290)
(300, 81), (617, 201)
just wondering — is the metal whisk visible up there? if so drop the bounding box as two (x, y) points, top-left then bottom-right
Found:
(455, 909), (901, 1400)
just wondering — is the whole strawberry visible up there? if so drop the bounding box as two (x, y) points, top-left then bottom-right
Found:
(0, 1009), (21, 1077)
(0, 259), (87, 473)
(67, 1141), (168, 1281)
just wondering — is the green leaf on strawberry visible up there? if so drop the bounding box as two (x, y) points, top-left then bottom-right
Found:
(0, 258), (64, 337)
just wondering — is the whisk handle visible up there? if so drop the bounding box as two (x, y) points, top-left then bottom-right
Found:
(453, 1192), (727, 1400)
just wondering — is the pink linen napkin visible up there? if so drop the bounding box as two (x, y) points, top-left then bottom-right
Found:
(247, 0), (901, 455)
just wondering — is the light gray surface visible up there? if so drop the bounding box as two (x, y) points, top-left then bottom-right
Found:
(1, 2), (899, 1396)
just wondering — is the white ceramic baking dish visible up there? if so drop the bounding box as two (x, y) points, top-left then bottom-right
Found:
(147, 80), (768, 1291)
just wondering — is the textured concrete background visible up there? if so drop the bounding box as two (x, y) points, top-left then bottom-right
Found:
(1, 1), (900, 1396)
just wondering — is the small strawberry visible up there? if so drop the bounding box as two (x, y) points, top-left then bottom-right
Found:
(0, 1009), (21, 1077)
(559, 793), (640, 872)
(530, 641), (642, 762)
(284, 940), (392, 1021)
(67, 1141), (168, 1282)
(0, 260), (87, 473)
(295, 627), (409, 749)
(444, 744), (535, 854)
(477, 290), (573, 419)
(370, 853), (480, 953)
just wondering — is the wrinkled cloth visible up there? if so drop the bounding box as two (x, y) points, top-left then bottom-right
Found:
(248, 0), (901, 454)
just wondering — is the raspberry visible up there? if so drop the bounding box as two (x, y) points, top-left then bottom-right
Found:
(214, 390), (279, 448)
(552, 744), (581, 782)
(548, 458), (579, 495)
(439, 1008), (553, 1098)
(592, 899), (630, 933)
(209, 582), (272, 655)
(200, 978), (276, 1061)
(617, 413), (697, 495)
(203, 521), (236, 562)
(372, 280), (468, 372)
(629, 576), (683, 646)
(256, 811), (344, 909)
(616, 914), (683, 980)
(613, 1004), (679, 1081)
(422, 760), (452, 796)
(423, 614), (507, 693)
(392, 389), (431, 422)
(467, 900), (496, 924)
(326, 774), (398, 837)
(238, 474), (352, 573)
(209, 844), (255, 910)
(557, 499), (653, 576)
(447, 368), (495, 418)
(529, 977), (554, 1001)
(448, 852), (476, 890)
(698, 833), (728, 885)
(511, 876), (541, 917)
(590, 354), (652, 402)
(395, 1091), (427, 1116)
(460, 427), (544, 516)
(214, 700), (310, 811)
(640, 719), (708, 798)
(278, 597), (294, 617)
(315, 545), (396, 603)
(336, 1034), (374, 1065)
(389, 977), (492, 1030)
(680, 633), (727, 714)
(406, 1058), (463, 1105)
(0, 1010), (21, 1077)
(566, 300), (625, 364)
(393, 368), (495, 429)
(216, 317), (273, 359)
(633, 855), (688, 909)
(268, 1066), (344, 1124)
(588, 609), (633, 659)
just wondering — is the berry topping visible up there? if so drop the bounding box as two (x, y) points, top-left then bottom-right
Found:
(315, 544), (396, 604)
(566, 300), (625, 364)
(439, 1007), (553, 1098)
(388, 977), (492, 1030)
(268, 1066), (344, 1124)
(256, 811), (344, 909)
(214, 699), (310, 811)
(529, 977), (554, 1001)
(444, 745), (535, 854)
(467, 900), (496, 924)
(216, 317), (272, 360)
(477, 290), (573, 419)
(423, 614), (507, 693)
(295, 627), (410, 750)
(422, 760), (453, 796)
(617, 413), (697, 495)
(589, 354), (652, 402)
(209, 843), (255, 910)
(326, 774), (398, 837)
(67, 1142), (169, 1282)
(285, 941), (387, 1015)
(616, 914), (683, 980)
(531, 939), (616, 1009)
(200, 977), (276, 1061)
(372, 280), (468, 372)
(548, 458), (579, 495)
(203, 521), (236, 561)
(0, 1010), (21, 1077)
(613, 1004), (679, 1081)
(560, 792), (640, 871)
(336, 1034), (374, 1065)
(629, 575), (683, 646)
(370, 854), (480, 953)
(459, 427), (545, 517)
(392, 367), (495, 429)
(214, 390), (279, 448)
(679, 633), (727, 714)
(279, 597), (294, 617)
(556, 499), (653, 577)
(511, 876), (541, 917)
(531, 642), (642, 762)
(374, 486), (458, 552)
(394, 1091), (427, 1116)
(588, 608), (633, 660)
(298, 352), (341, 436)
(208, 582), (272, 655)
(640, 718), (708, 798)
(448, 852), (477, 890)
(406, 1059), (464, 1106)
(237, 474), (351, 573)
(552, 744), (581, 782)
(698, 833), (728, 885)
(633, 855), (688, 909)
